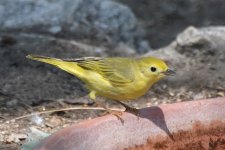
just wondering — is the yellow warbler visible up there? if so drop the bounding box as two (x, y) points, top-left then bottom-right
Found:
(26, 55), (175, 114)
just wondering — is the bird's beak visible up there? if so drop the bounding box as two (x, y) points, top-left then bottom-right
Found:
(162, 68), (176, 76)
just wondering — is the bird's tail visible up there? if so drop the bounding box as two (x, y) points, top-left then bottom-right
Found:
(26, 54), (87, 79)
(26, 55), (62, 65)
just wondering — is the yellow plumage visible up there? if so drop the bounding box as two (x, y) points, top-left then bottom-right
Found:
(26, 54), (174, 113)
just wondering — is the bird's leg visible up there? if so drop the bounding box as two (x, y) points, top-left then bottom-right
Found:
(114, 100), (139, 116)
(89, 91), (107, 109)
(89, 91), (124, 123)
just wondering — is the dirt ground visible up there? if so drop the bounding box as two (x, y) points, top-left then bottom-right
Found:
(1, 1), (225, 150)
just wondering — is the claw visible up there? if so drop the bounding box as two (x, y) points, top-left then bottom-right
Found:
(114, 100), (140, 117)
(125, 107), (140, 116)
(109, 111), (124, 124)
(102, 110), (124, 124)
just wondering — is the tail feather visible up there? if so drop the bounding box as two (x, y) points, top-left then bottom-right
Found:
(26, 54), (52, 60)
(26, 54), (87, 79)
(26, 54), (62, 64)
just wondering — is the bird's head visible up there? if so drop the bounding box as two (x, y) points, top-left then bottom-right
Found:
(138, 57), (175, 82)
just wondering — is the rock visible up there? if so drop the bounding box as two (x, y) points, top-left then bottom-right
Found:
(31, 98), (225, 150)
(145, 26), (225, 89)
(0, 0), (148, 52)
(119, 0), (225, 49)
(175, 26), (225, 87)
(7, 133), (27, 143)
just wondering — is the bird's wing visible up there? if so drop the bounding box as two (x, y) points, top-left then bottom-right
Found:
(63, 57), (135, 86)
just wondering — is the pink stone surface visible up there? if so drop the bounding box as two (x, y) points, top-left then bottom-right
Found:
(34, 97), (225, 150)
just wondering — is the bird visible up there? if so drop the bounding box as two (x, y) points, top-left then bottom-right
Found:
(26, 54), (175, 117)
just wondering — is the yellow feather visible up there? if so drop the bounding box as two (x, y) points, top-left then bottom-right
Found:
(27, 54), (174, 102)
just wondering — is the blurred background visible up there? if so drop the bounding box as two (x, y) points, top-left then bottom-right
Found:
(1, 0), (225, 149)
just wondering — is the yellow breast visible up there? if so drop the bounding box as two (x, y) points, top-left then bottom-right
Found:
(91, 72), (154, 101)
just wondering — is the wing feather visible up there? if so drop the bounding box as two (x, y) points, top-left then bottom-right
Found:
(63, 57), (135, 86)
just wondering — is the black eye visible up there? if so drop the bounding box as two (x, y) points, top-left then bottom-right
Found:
(150, 67), (157, 72)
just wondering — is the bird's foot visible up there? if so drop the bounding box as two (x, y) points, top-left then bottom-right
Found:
(109, 110), (124, 124)
(124, 107), (140, 120)
(114, 101), (140, 117)
(101, 109), (124, 124)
